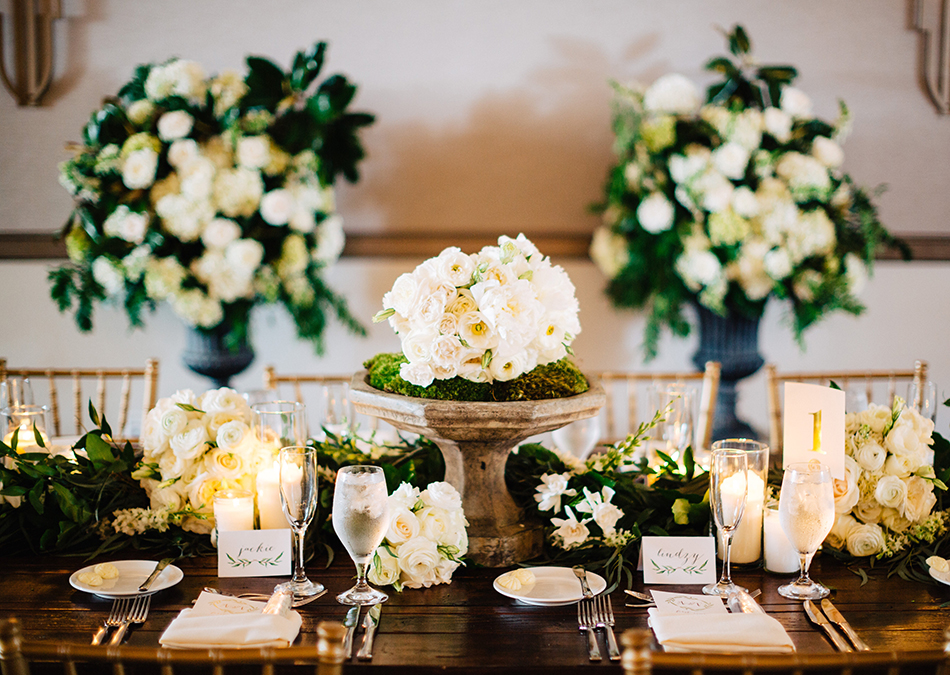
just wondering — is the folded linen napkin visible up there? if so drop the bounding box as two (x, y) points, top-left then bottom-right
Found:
(647, 609), (795, 653)
(160, 607), (302, 649)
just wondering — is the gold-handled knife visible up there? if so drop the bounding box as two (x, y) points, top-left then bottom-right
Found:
(804, 600), (852, 652)
(342, 606), (360, 659)
(138, 558), (174, 593)
(356, 603), (382, 661)
(820, 599), (871, 651)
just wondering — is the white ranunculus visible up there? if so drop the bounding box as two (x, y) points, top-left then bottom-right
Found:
(400, 360), (435, 387)
(811, 136), (844, 168)
(397, 536), (441, 588)
(421, 482), (463, 511)
(159, 408), (189, 439)
(853, 499), (883, 525)
(637, 193), (675, 233)
(833, 456), (861, 514)
(846, 523), (885, 557)
(763, 107), (792, 143)
(853, 439), (887, 472)
(170, 419), (211, 464)
(488, 351), (530, 382)
(260, 189), (295, 225)
(902, 475), (937, 523)
(157, 110), (194, 141)
(874, 474), (908, 510)
(122, 149), (158, 189)
(236, 136), (271, 170)
(92, 257), (125, 296)
(780, 86), (813, 118)
(826, 513), (859, 549)
(215, 420), (249, 452)
(385, 506), (421, 544)
(643, 74), (702, 114)
(712, 142), (750, 180)
(201, 218), (241, 249)
(368, 547), (401, 586)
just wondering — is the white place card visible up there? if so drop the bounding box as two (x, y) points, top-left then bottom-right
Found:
(783, 382), (845, 480)
(641, 536), (717, 585)
(191, 591), (266, 617)
(649, 590), (727, 615)
(217, 528), (292, 578)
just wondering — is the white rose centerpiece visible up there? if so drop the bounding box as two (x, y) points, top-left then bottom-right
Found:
(368, 481), (468, 590)
(822, 399), (947, 559)
(51, 42), (373, 354)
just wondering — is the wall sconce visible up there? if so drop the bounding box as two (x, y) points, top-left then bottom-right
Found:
(915, 0), (950, 114)
(0, 0), (62, 106)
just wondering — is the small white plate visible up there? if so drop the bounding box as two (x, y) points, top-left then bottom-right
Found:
(929, 566), (950, 586)
(493, 566), (607, 606)
(69, 560), (183, 598)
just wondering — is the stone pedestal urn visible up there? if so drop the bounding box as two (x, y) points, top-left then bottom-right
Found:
(350, 372), (606, 567)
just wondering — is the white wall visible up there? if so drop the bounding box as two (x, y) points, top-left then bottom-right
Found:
(2, 1), (949, 438)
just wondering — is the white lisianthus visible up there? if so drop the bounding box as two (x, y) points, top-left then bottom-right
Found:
(368, 547), (402, 587)
(643, 74), (702, 114)
(637, 193), (675, 233)
(853, 439), (887, 472)
(157, 110), (194, 141)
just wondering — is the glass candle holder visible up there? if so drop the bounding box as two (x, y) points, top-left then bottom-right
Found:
(213, 489), (255, 532)
(2, 404), (50, 452)
(714, 439), (769, 567)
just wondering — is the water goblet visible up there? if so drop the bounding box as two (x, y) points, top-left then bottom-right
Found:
(703, 448), (749, 596)
(777, 461), (835, 600)
(650, 383), (695, 464)
(332, 465), (390, 605)
(551, 415), (601, 460)
(907, 380), (938, 423)
(279, 445), (324, 597)
(319, 382), (353, 440)
(1, 376), (34, 413)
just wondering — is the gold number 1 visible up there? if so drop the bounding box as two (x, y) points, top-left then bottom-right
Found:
(810, 410), (823, 454)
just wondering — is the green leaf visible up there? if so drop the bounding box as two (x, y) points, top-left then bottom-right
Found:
(88, 400), (100, 427)
(290, 42), (327, 92)
(705, 57), (738, 78)
(243, 56), (286, 110)
(729, 25), (751, 56)
(84, 433), (116, 466)
(28, 481), (45, 515)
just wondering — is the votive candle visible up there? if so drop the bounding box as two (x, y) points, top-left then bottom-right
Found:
(256, 460), (287, 529)
(764, 506), (801, 573)
(213, 489), (255, 532)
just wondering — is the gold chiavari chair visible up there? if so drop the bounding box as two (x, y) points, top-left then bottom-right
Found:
(596, 362), (721, 454)
(0, 358), (159, 442)
(0, 618), (346, 675)
(262, 367), (380, 435)
(620, 628), (947, 675)
(765, 360), (928, 456)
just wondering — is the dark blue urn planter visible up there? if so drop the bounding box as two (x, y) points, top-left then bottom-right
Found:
(691, 304), (764, 442)
(182, 323), (254, 389)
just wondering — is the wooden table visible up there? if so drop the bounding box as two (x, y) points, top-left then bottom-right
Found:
(2, 552), (948, 673)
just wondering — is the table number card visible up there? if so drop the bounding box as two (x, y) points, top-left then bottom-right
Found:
(217, 529), (292, 578)
(782, 382), (845, 480)
(641, 536), (717, 585)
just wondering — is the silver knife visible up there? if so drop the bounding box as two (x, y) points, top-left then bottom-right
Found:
(572, 566), (594, 599)
(804, 600), (852, 652)
(821, 599), (871, 651)
(356, 603), (382, 660)
(342, 606), (360, 659)
(138, 558), (173, 592)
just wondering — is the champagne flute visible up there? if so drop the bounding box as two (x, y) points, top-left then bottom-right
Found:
(332, 465), (390, 605)
(703, 448), (748, 596)
(279, 445), (324, 597)
(777, 461), (835, 600)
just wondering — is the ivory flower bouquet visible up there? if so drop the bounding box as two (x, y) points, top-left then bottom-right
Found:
(590, 26), (905, 358)
(51, 42), (372, 351)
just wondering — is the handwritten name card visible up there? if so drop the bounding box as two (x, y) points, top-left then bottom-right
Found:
(641, 536), (717, 585)
(217, 529), (291, 578)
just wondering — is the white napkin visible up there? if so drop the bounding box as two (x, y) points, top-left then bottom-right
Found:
(160, 608), (302, 649)
(647, 609), (795, 653)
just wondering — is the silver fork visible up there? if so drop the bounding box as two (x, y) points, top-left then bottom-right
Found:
(109, 595), (151, 646)
(594, 595), (621, 661)
(577, 599), (602, 661)
(91, 598), (128, 645)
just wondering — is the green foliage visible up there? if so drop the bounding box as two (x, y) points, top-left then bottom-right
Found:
(363, 353), (590, 402)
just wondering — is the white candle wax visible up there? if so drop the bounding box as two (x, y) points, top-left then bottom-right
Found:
(4, 424), (49, 453)
(213, 490), (255, 532)
(256, 461), (287, 529)
(717, 471), (765, 564)
(764, 506), (801, 573)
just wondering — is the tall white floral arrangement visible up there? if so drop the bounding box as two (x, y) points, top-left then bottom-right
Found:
(374, 234), (581, 387)
(824, 400), (947, 558)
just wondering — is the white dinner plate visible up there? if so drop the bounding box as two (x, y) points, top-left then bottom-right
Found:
(69, 560), (183, 598)
(493, 566), (607, 606)
(929, 566), (950, 586)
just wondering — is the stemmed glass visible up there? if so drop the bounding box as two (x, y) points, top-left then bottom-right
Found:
(551, 415), (601, 460)
(907, 380), (938, 423)
(319, 382), (353, 440)
(703, 448), (749, 596)
(0, 376), (34, 411)
(278, 445), (324, 597)
(777, 461), (835, 600)
(332, 465), (390, 605)
(650, 384), (695, 465)
(253, 401), (307, 450)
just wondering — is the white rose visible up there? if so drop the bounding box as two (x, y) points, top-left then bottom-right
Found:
(636, 193), (675, 234)
(811, 136), (844, 168)
(712, 142), (750, 180)
(833, 456), (861, 514)
(853, 439), (887, 472)
(201, 218), (241, 250)
(884, 453), (919, 478)
(846, 523), (885, 557)
(385, 506), (421, 545)
(122, 149), (158, 189)
(854, 499), (882, 525)
(643, 73), (702, 114)
(780, 86), (813, 118)
(826, 513), (859, 549)
(400, 361), (435, 387)
(203, 444), (247, 480)
(215, 420), (249, 452)
(390, 483), (421, 510)
(237, 136), (271, 169)
(368, 547), (401, 586)
(421, 482), (463, 511)
(157, 110), (194, 141)
(861, 404), (893, 434)
(168, 139), (199, 168)
(886, 414), (928, 458)
(881, 507), (912, 534)
(763, 107), (792, 143)
(874, 474), (908, 509)
(435, 247), (476, 287)
(902, 475), (937, 523)
(396, 536), (441, 588)
(260, 189), (295, 226)
(434, 558), (461, 585)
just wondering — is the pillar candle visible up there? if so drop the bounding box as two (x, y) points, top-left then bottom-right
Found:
(256, 461), (287, 529)
(764, 506), (801, 573)
(718, 471), (766, 564)
(213, 489), (255, 531)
